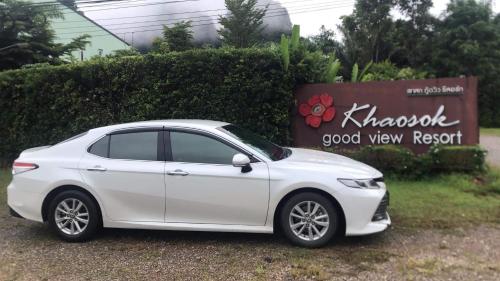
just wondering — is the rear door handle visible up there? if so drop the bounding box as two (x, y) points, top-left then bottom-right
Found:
(87, 166), (107, 172)
(167, 169), (189, 176)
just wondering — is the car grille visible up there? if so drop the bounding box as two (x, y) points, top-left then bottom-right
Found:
(372, 191), (389, 221)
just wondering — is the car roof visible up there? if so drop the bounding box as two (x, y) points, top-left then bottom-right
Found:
(90, 119), (230, 134)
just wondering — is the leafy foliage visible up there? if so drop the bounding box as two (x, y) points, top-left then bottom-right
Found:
(362, 60), (427, 81)
(350, 63), (359, 82)
(0, 0), (90, 71)
(0, 49), (293, 163)
(218, 0), (267, 47)
(429, 145), (487, 173)
(323, 55), (341, 83)
(152, 21), (194, 52)
(322, 144), (486, 177)
(338, 0), (394, 68)
(280, 35), (289, 71)
(278, 25), (342, 85)
(104, 48), (142, 58)
(305, 25), (343, 56)
(289, 24), (300, 52)
(430, 0), (500, 126)
(326, 0), (499, 125)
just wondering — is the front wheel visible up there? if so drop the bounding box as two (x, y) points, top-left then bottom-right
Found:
(280, 192), (338, 248)
(47, 190), (99, 242)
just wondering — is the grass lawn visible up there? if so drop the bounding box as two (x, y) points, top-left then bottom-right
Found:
(480, 127), (500, 137)
(0, 169), (9, 210)
(1, 168), (499, 229)
(387, 170), (500, 228)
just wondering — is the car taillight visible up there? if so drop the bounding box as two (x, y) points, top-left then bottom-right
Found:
(12, 162), (39, 175)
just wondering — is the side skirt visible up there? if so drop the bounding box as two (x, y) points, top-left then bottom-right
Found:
(103, 220), (274, 234)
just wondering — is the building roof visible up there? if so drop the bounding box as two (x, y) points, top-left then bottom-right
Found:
(65, 6), (129, 46)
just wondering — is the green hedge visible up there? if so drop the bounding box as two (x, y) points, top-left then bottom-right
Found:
(0, 48), (293, 163)
(428, 145), (487, 173)
(322, 145), (486, 177)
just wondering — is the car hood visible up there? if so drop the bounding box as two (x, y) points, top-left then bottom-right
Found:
(280, 148), (383, 179)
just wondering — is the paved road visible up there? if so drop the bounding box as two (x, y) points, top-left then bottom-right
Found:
(481, 135), (500, 167)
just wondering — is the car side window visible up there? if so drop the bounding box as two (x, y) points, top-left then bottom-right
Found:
(169, 131), (240, 165)
(108, 131), (158, 161)
(88, 135), (109, 157)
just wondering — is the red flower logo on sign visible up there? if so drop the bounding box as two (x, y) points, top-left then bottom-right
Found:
(299, 93), (336, 128)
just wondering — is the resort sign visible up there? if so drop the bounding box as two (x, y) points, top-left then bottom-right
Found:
(293, 77), (478, 153)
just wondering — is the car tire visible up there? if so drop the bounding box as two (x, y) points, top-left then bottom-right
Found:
(47, 190), (100, 242)
(280, 192), (338, 248)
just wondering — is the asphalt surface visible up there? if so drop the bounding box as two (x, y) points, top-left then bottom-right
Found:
(481, 135), (500, 167)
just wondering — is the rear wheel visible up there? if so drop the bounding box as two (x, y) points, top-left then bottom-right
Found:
(280, 192), (338, 248)
(48, 190), (99, 242)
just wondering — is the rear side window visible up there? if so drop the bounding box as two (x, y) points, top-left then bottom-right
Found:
(170, 131), (240, 165)
(88, 131), (160, 161)
(109, 131), (158, 161)
(88, 136), (109, 157)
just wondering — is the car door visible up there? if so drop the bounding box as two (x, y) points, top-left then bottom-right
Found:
(164, 129), (270, 226)
(79, 128), (166, 222)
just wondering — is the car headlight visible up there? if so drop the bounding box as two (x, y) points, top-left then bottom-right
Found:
(338, 178), (381, 189)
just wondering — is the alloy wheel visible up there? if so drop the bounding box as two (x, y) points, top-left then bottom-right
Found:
(288, 200), (330, 241)
(54, 198), (89, 235)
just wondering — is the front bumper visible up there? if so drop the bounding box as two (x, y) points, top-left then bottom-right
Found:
(372, 191), (389, 221)
(340, 187), (392, 236)
(347, 213), (391, 236)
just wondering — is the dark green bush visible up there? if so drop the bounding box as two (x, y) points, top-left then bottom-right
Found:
(429, 145), (487, 173)
(0, 48), (293, 163)
(361, 60), (428, 82)
(320, 145), (486, 177)
(350, 145), (416, 175)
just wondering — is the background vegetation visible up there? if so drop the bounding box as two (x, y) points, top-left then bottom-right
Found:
(0, 0), (498, 171)
(0, 49), (293, 163)
(322, 145), (487, 178)
(0, 0), (89, 69)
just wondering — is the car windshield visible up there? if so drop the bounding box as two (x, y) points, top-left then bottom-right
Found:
(219, 125), (291, 161)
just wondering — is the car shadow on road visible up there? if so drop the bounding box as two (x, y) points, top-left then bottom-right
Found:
(4, 216), (394, 250)
(92, 225), (393, 249)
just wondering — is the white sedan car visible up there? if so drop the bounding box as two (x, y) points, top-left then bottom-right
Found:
(7, 120), (390, 247)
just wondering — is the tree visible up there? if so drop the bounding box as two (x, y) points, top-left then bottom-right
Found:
(430, 0), (500, 126)
(335, 0), (436, 71)
(388, 0), (435, 68)
(0, 0), (90, 71)
(218, 0), (267, 47)
(152, 21), (194, 52)
(338, 0), (395, 68)
(306, 26), (343, 55)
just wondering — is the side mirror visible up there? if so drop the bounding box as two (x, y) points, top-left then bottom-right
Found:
(232, 153), (252, 173)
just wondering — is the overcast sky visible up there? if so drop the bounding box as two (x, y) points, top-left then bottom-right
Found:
(281, 0), (500, 37)
(78, 0), (500, 46)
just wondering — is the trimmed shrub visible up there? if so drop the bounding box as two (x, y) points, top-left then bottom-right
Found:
(0, 48), (293, 163)
(320, 145), (486, 177)
(429, 145), (487, 173)
(350, 145), (416, 175)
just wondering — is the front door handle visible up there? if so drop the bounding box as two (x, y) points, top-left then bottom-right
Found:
(87, 166), (107, 172)
(167, 169), (189, 176)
